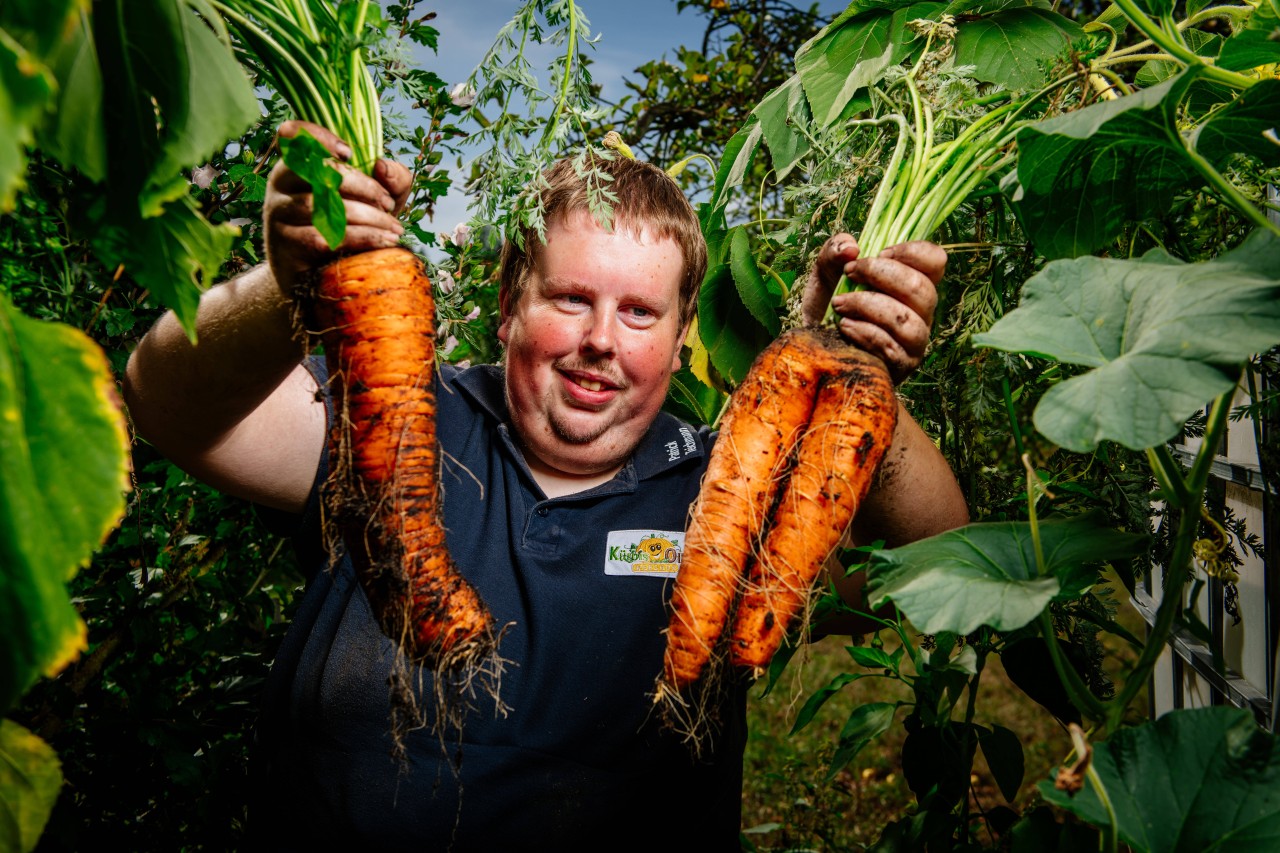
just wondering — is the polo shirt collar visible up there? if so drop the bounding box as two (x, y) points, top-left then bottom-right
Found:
(451, 364), (707, 483)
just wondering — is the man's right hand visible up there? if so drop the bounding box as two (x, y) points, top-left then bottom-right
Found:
(264, 120), (413, 297)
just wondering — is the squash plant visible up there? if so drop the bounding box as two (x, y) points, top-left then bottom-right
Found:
(688, 0), (1280, 848)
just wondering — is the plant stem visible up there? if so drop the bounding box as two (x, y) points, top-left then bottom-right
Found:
(1109, 392), (1232, 727)
(1179, 121), (1280, 236)
(1087, 761), (1120, 853)
(1108, 0), (1254, 88)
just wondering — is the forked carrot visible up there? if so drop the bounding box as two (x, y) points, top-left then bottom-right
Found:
(305, 247), (496, 668)
(657, 327), (897, 707)
(659, 328), (833, 692)
(729, 334), (896, 670)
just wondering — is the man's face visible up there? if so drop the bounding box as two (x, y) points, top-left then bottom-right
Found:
(498, 210), (688, 479)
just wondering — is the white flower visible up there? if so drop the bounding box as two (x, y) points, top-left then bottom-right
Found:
(191, 164), (218, 189)
(437, 272), (455, 294)
(465, 305), (480, 321)
(450, 82), (476, 108)
(446, 222), (471, 247)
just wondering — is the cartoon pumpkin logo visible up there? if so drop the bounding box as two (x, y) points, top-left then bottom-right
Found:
(635, 536), (677, 563)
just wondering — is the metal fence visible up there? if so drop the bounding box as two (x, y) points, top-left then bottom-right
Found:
(1134, 379), (1277, 729)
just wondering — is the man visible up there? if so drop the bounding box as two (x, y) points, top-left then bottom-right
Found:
(123, 121), (968, 849)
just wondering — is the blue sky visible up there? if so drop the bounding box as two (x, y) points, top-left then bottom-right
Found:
(406, 0), (850, 236)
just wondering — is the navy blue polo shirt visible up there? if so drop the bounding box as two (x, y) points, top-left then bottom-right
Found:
(249, 361), (748, 850)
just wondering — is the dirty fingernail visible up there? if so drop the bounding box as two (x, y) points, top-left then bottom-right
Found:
(335, 142), (353, 161)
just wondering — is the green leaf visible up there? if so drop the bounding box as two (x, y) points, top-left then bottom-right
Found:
(830, 702), (897, 777)
(280, 129), (347, 250)
(728, 227), (781, 337)
(1005, 73), (1195, 259)
(979, 724), (1025, 803)
(794, 5), (904, 128)
(0, 292), (130, 714)
(791, 672), (866, 733)
(665, 368), (723, 428)
(0, 719), (63, 853)
(1040, 707), (1280, 852)
(93, 193), (241, 338)
(0, 28), (56, 211)
(709, 118), (763, 208)
(952, 8), (1083, 89)
(866, 513), (1148, 635)
(1218, 1), (1280, 70)
(847, 644), (902, 672)
(974, 230), (1280, 452)
(1007, 72), (1280, 259)
(1191, 78), (1280, 168)
(1001, 637), (1083, 725)
(697, 262), (774, 387)
(135, 0), (261, 215)
(1218, 28), (1280, 71)
(1134, 29), (1221, 87)
(753, 75), (811, 181)
(39, 10), (106, 183)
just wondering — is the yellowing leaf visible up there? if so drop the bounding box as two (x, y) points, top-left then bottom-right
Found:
(0, 719), (63, 853)
(0, 293), (130, 714)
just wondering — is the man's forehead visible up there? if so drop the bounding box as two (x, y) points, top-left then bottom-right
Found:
(546, 208), (665, 245)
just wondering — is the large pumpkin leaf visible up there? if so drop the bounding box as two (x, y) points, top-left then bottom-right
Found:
(1006, 71), (1280, 259)
(950, 7), (1084, 90)
(866, 513), (1147, 635)
(973, 229), (1280, 452)
(1191, 78), (1280, 167)
(0, 719), (62, 853)
(0, 292), (130, 715)
(1219, 1), (1280, 71)
(1040, 706), (1280, 852)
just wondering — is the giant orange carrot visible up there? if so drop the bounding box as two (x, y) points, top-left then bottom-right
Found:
(729, 336), (896, 671)
(656, 327), (897, 721)
(305, 247), (496, 670)
(658, 329), (823, 695)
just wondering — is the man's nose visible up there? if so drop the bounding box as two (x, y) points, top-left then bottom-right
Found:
(582, 311), (616, 355)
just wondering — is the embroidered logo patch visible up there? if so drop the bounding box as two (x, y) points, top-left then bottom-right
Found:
(604, 529), (684, 578)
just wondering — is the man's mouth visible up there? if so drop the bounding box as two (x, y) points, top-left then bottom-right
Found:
(561, 367), (621, 394)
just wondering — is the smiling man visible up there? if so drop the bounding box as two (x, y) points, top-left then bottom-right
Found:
(122, 121), (967, 848)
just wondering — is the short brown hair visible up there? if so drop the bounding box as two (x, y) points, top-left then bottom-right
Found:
(498, 154), (707, 327)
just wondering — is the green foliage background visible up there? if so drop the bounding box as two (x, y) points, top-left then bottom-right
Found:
(2, 0), (1279, 850)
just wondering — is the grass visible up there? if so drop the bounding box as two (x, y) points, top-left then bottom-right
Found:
(739, 575), (1147, 851)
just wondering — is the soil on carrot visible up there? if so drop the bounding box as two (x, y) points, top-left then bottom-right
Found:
(739, 580), (1146, 851)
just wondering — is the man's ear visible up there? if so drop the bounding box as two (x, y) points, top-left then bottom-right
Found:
(496, 284), (512, 343)
(672, 321), (693, 372)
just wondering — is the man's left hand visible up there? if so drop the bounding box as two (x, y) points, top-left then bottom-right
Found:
(801, 235), (946, 385)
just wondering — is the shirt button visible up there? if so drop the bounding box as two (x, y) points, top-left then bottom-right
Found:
(536, 506), (549, 517)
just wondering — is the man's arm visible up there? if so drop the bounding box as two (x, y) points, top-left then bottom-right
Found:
(800, 234), (970, 634)
(122, 121), (411, 514)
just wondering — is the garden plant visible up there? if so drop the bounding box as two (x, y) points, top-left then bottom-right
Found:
(1, 0), (1279, 850)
